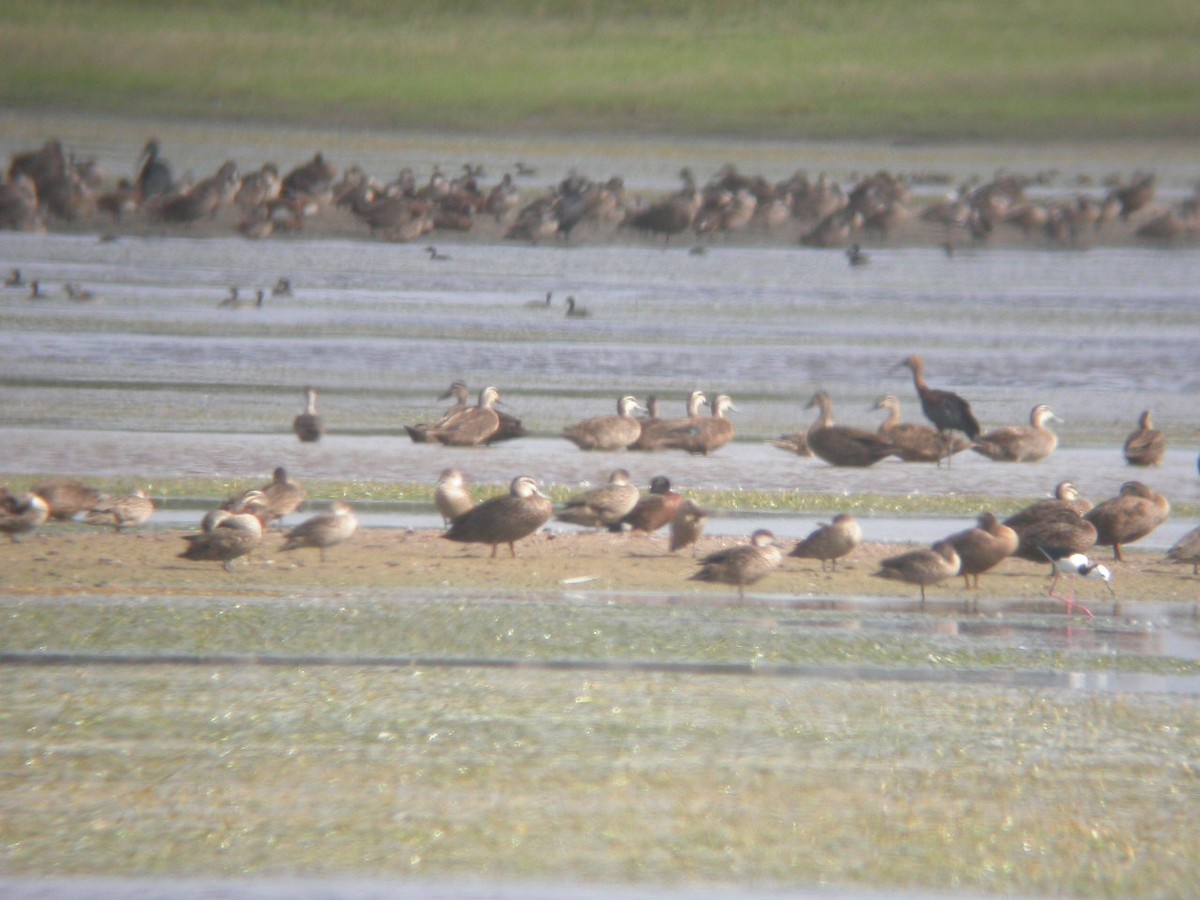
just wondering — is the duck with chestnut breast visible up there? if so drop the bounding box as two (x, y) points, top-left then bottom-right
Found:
(620, 475), (684, 534)
(689, 529), (783, 599)
(1083, 481), (1170, 561)
(279, 501), (358, 562)
(874, 540), (961, 604)
(661, 394), (737, 456)
(562, 395), (645, 451)
(971, 404), (1061, 463)
(873, 393), (970, 464)
(442, 474), (553, 558)
(789, 513), (862, 572)
(1123, 409), (1165, 467)
(1003, 482), (1096, 562)
(805, 391), (896, 468)
(557, 469), (641, 531)
(895, 354), (981, 440)
(944, 512), (1018, 589)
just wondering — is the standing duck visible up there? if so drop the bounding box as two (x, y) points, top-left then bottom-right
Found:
(0, 491), (50, 542)
(1123, 410), (1165, 466)
(224, 468), (304, 527)
(83, 488), (156, 532)
(1165, 526), (1200, 575)
(663, 394), (737, 456)
(1083, 481), (1170, 561)
(1004, 482), (1097, 562)
(434, 468), (476, 526)
(562, 395), (645, 451)
(805, 391), (896, 467)
(873, 393), (969, 464)
(789, 513), (862, 571)
(425, 386), (503, 447)
(944, 512), (1018, 589)
(669, 499), (708, 556)
(971, 404), (1060, 462)
(689, 529), (783, 599)
(874, 540), (961, 603)
(30, 477), (103, 521)
(620, 475), (683, 534)
(179, 512), (263, 572)
(293, 386), (325, 442)
(895, 354), (981, 440)
(442, 474), (553, 558)
(279, 501), (359, 562)
(557, 469), (641, 531)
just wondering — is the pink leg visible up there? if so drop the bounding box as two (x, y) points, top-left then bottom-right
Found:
(1049, 579), (1093, 619)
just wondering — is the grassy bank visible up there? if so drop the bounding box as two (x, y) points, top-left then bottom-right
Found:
(2, 1), (1198, 140)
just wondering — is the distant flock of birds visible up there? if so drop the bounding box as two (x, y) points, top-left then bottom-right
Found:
(4, 137), (1198, 250)
(3, 351), (1197, 617)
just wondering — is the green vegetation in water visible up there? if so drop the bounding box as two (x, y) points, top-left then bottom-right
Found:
(1, 0), (1197, 139)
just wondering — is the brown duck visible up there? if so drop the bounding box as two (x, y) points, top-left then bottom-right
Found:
(1003, 482), (1097, 562)
(875, 540), (961, 603)
(805, 391), (896, 467)
(662, 394), (736, 456)
(442, 475), (553, 558)
(1165, 526), (1200, 575)
(279, 501), (359, 562)
(557, 469), (641, 530)
(1123, 410), (1165, 466)
(873, 393), (969, 464)
(424, 386), (503, 447)
(669, 499), (708, 556)
(83, 488), (156, 532)
(1083, 481), (1170, 561)
(634, 391), (705, 451)
(789, 513), (862, 571)
(0, 490), (50, 542)
(179, 512), (263, 572)
(689, 529), (783, 599)
(620, 475), (683, 534)
(293, 386), (325, 442)
(971, 405), (1060, 463)
(30, 477), (103, 521)
(562, 395), (645, 451)
(434, 468), (476, 525)
(224, 467), (304, 527)
(944, 512), (1018, 588)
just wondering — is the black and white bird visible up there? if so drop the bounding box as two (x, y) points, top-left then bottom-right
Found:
(1037, 546), (1114, 619)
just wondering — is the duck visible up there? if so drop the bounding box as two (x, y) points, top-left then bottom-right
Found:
(442, 474), (553, 558)
(689, 529), (783, 599)
(0, 490), (50, 542)
(562, 395), (645, 451)
(895, 354), (981, 440)
(556, 469), (641, 531)
(662, 394), (736, 456)
(971, 404), (1060, 462)
(805, 391), (896, 467)
(875, 540), (961, 604)
(272, 277), (293, 297)
(1083, 481), (1170, 561)
(179, 512), (263, 572)
(279, 501), (359, 562)
(434, 468), (476, 526)
(83, 488), (156, 532)
(136, 138), (173, 202)
(634, 391), (705, 451)
(405, 381), (471, 442)
(1003, 482), (1097, 562)
(4, 268), (23, 288)
(873, 393), (970, 464)
(1165, 526), (1200, 575)
(425, 245), (450, 260)
(424, 385), (503, 446)
(224, 467), (304, 527)
(620, 475), (684, 534)
(669, 499), (708, 556)
(293, 386), (325, 442)
(846, 244), (869, 267)
(1038, 547), (1114, 619)
(944, 512), (1018, 589)
(27, 280), (44, 300)
(30, 477), (103, 520)
(768, 430), (813, 457)
(1123, 410), (1165, 466)
(564, 295), (591, 318)
(789, 513), (862, 571)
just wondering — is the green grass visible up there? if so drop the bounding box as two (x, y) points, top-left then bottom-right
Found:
(2, 0), (1198, 138)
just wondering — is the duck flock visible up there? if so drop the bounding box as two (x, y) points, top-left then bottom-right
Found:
(3, 136), (1199, 249)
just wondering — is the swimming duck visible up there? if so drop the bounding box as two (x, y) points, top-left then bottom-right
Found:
(1123, 410), (1165, 466)
(634, 391), (705, 451)
(425, 386), (503, 447)
(0, 491), (50, 542)
(875, 540), (961, 603)
(873, 393), (969, 464)
(279, 501), (359, 562)
(434, 468), (476, 526)
(293, 386), (325, 442)
(846, 244), (869, 267)
(971, 404), (1060, 462)
(944, 512), (1018, 589)
(1083, 481), (1170, 561)
(620, 475), (684, 534)
(442, 474), (553, 558)
(179, 512), (263, 572)
(669, 499), (708, 556)
(1165, 526), (1200, 575)
(557, 469), (641, 531)
(689, 529), (783, 599)
(789, 513), (862, 571)
(83, 488), (156, 532)
(896, 354), (981, 440)
(1038, 547), (1114, 619)
(272, 277), (293, 297)
(1003, 482), (1097, 562)
(564, 295), (591, 318)
(662, 394), (736, 456)
(407, 382), (525, 445)
(425, 245), (449, 260)
(30, 477), (103, 520)
(805, 391), (896, 467)
(562, 395), (645, 451)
